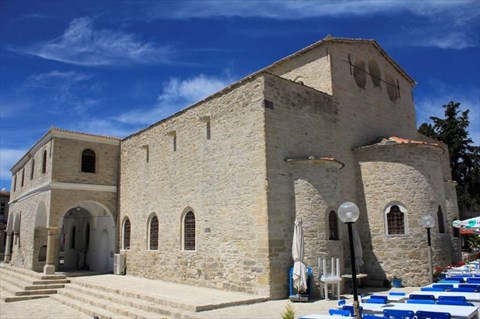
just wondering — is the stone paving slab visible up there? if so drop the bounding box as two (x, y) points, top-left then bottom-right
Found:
(0, 298), (90, 319)
(0, 271), (422, 319)
(72, 274), (268, 309)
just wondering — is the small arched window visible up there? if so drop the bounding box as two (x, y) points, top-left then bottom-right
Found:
(386, 204), (406, 235)
(81, 149), (96, 173)
(122, 218), (131, 250)
(42, 150), (47, 174)
(328, 210), (339, 240)
(148, 215), (159, 250)
(30, 159), (35, 180)
(437, 206), (445, 233)
(183, 211), (196, 251)
(21, 168), (25, 186)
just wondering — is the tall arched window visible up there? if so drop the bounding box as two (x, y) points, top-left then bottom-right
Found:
(81, 149), (96, 173)
(21, 168), (25, 186)
(386, 205), (406, 235)
(437, 206), (445, 233)
(328, 210), (339, 240)
(30, 159), (35, 180)
(122, 218), (131, 250)
(148, 215), (159, 250)
(42, 150), (47, 173)
(183, 211), (195, 251)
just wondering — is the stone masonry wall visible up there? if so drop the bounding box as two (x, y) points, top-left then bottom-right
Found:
(355, 144), (460, 286)
(10, 140), (53, 201)
(263, 73), (344, 296)
(119, 76), (271, 296)
(9, 190), (51, 270)
(52, 138), (119, 186)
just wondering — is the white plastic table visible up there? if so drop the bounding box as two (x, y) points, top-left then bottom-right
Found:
(346, 302), (479, 319)
(409, 290), (480, 306)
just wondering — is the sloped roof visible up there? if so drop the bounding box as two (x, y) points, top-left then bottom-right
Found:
(355, 136), (445, 152)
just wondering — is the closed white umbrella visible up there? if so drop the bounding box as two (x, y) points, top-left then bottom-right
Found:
(292, 218), (307, 293)
(353, 226), (364, 272)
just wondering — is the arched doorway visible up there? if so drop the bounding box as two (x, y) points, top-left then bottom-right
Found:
(59, 201), (115, 273)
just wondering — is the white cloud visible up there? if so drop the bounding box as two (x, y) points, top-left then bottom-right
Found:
(143, 0), (478, 50)
(0, 149), (25, 181)
(146, 0), (475, 19)
(115, 73), (231, 126)
(20, 17), (173, 66)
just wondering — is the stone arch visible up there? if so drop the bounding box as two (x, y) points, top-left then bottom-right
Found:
(293, 76), (305, 85)
(59, 201), (115, 272)
(35, 201), (48, 228)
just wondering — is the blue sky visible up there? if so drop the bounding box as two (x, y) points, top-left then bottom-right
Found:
(1, 0), (479, 190)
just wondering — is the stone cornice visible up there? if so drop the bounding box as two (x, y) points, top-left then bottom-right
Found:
(285, 156), (345, 169)
(10, 182), (117, 205)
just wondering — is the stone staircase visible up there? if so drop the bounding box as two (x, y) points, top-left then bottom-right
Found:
(50, 277), (201, 319)
(0, 264), (70, 302)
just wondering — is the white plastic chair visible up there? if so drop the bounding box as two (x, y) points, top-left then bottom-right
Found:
(318, 257), (342, 300)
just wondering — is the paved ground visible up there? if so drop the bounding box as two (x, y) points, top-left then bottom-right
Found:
(0, 279), (420, 319)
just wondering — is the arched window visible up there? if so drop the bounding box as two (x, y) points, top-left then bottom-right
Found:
(437, 206), (445, 233)
(81, 149), (96, 173)
(386, 205), (406, 235)
(148, 215), (159, 250)
(328, 210), (339, 240)
(122, 218), (131, 250)
(21, 168), (25, 186)
(183, 211), (195, 251)
(42, 150), (47, 173)
(30, 159), (35, 180)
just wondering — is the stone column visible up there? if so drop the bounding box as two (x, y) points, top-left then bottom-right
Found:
(4, 233), (12, 263)
(43, 227), (58, 275)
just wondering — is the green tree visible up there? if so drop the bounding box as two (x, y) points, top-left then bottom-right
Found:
(418, 101), (480, 214)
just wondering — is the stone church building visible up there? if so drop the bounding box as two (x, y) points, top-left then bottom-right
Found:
(6, 37), (461, 299)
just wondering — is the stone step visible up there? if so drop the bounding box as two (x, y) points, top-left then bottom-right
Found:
(0, 279), (50, 302)
(1, 264), (66, 280)
(24, 283), (65, 290)
(58, 282), (186, 318)
(51, 294), (124, 319)
(70, 278), (195, 312)
(0, 266), (69, 287)
(57, 287), (176, 319)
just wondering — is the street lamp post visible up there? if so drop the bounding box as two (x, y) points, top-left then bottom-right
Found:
(338, 202), (360, 319)
(420, 215), (436, 283)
